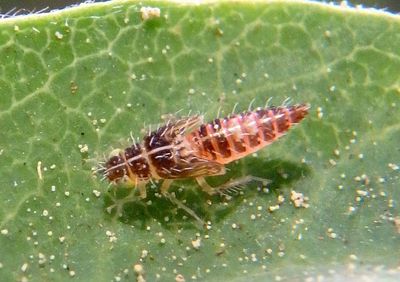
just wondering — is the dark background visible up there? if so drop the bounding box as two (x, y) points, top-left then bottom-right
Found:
(0, 0), (399, 15)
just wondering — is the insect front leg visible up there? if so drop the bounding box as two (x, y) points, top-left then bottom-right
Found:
(123, 176), (148, 199)
(196, 176), (270, 195)
(160, 179), (174, 195)
(137, 182), (147, 199)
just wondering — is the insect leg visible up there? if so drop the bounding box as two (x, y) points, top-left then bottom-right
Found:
(196, 176), (270, 195)
(195, 177), (215, 195)
(160, 179), (173, 195)
(137, 181), (147, 199)
(164, 192), (205, 226)
(215, 176), (270, 195)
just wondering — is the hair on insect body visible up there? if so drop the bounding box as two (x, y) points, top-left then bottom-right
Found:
(99, 103), (309, 203)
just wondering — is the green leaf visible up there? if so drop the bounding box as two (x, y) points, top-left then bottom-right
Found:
(0, 1), (399, 281)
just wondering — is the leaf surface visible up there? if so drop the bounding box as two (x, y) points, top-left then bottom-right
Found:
(0, 1), (399, 281)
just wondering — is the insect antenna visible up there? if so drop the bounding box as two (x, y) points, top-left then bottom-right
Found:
(96, 163), (105, 172)
(95, 160), (107, 174)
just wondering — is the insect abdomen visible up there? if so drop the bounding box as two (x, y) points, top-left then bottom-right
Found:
(186, 104), (309, 164)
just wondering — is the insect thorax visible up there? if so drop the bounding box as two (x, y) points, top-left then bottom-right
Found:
(143, 125), (198, 179)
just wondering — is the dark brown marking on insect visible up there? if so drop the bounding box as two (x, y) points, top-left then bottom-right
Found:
(199, 124), (217, 160)
(241, 112), (260, 147)
(206, 123), (222, 159)
(105, 155), (125, 182)
(275, 107), (291, 133)
(144, 126), (175, 178)
(227, 116), (247, 154)
(255, 109), (270, 142)
(289, 104), (309, 123)
(124, 143), (150, 179)
(251, 110), (266, 144)
(220, 117), (238, 154)
(235, 114), (250, 149)
(282, 107), (293, 129)
(211, 118), (231, 159)
(267, 108), (279, 141)
(190, 131), (202, 147)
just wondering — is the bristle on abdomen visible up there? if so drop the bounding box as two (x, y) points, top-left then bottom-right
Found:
(186, 104), (309, 164)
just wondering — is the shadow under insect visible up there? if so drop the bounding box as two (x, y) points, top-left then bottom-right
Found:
(102, 157), (311, 229)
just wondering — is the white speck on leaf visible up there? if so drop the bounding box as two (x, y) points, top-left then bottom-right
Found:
(37, 161), (43, 180)
(191, 237), (201, 249)
(21, 263), (28, 272)
(140, 6), (161, 21)
(290, 191), (309, 208)
(78, 144), (89, 153)
(55, 31), (63, 39)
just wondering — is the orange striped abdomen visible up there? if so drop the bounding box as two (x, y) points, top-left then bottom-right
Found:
(185, 104), (309, 164)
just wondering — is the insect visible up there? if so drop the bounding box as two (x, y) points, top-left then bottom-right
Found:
(99, 103), (309, 199)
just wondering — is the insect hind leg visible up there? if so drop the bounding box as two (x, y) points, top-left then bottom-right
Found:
(196, 176), (270, 196)
(163, 192), (205, 227)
